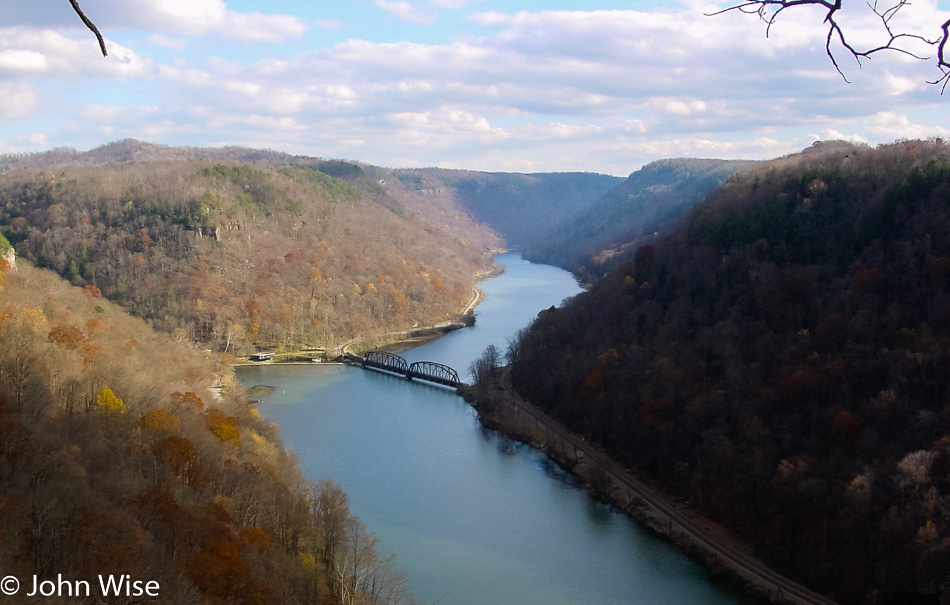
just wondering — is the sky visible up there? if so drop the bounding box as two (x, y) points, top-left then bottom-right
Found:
(0, 0), (948, 176)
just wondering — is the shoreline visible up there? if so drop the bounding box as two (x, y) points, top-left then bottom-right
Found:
(462, 369), (839, 605)
(235, 260), (503, 366)
(339, 261), (503, 357)
(233, 258), (832, 605)
(340, 287), (483, 357)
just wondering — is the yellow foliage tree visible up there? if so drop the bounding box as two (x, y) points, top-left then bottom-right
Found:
(20, 308), (49, 335)
(391, 289), (408, 311)
(205, 408), (241, 443)
(96, 386), (126, 414)
(139, 409), (181, 432)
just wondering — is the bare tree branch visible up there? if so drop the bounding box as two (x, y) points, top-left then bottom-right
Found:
(68, 0), (107, 57)
(709, 0), (950, 92)
(929, 18), (950, 92)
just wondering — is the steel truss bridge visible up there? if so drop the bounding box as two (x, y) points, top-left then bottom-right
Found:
(354, 351), (462, 389)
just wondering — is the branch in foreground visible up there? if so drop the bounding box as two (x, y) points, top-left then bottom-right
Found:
(709, 0), (950, 92)
(68, 0), (107, 57)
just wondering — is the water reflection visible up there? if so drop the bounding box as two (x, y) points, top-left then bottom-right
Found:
(241, 254), (764, 605)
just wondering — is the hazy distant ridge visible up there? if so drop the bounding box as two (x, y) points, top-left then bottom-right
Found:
(388, 167), (624, 249)
(525, 157), (755, 278)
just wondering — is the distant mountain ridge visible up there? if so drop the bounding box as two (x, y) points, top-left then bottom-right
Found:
(0, 138), (297, 169)
(387, 167), (624, 250)
(1, 140), (626, 253)
(525, 157), (756, 279)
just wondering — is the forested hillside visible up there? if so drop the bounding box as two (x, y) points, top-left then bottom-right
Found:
(0, 138), (296, 170)
(0, 260), (413, 604)
(524, 158), (753, 280)
(388, 168), (623, 249)
(509, 140), (950, 603)
(0, 152), (501, 354)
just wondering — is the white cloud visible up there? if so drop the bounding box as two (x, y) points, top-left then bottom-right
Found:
(109, 6), (944, 172)
(655, 99), (708, 117)
(149, 34), (189, 49)
(19, 133), (48, 146)
(620, 119), (648, 134)
(429, 0), (472, 8)
(63, 104), (203, 141)
(158, 64), (212, 87)
(0, 29), (152, 79)
(815, 129), (868, 144)
(221, 12), (309, 43)
(387, 109), (497, 135)
(5, 2), (950, 174)
(374, 0), (439, 26)
(314, 20), (348, 31)
(866, 112), (950, 140)
(224, 81), (262, 97)
(207, 114), (307, 134)
(144, 0), (229, 34)
(0, 50), (47, 72)
(79, 104), (157, 122)
(253, 60), (291, 76)
(10, 0), (310, 43)
(326, 84), (360, 102)
(0, 83), (37, 120)
(611, 136), (797, 162)
(881, 72), (921, 96)
(512, 122), (605, 141)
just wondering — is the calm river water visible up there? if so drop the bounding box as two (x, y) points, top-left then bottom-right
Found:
(237, 253), (763, 605)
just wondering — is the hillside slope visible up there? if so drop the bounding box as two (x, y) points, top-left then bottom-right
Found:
(509, 140), (950, 604)
(0, 138), (296, 170)
(0, 155), (501, 354)
(0, 260), (413, 604)
(524, 158), (754, 279)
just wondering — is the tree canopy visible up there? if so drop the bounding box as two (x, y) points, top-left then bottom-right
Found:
(509, 139), (950, 603)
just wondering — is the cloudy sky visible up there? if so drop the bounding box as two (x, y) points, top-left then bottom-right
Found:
(1, 0), (948, 175)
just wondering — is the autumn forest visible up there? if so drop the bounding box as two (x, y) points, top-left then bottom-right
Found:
(510, 140), (950, 604)
(3, 138), (950, 604)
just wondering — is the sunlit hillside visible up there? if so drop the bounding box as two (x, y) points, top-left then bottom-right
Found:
(0, 259), (413, 604)
(0, 148), (502, 354)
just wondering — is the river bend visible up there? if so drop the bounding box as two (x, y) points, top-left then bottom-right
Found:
(238, 253), (763, 605)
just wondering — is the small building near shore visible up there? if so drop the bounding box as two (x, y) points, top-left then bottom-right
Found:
(249, 352), (275, 362)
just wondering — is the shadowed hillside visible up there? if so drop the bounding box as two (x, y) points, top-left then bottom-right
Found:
(525, 158), (754, 280)
(508, 139), (950, 604)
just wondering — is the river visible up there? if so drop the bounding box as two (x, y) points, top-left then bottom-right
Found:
(237, 253), (763, 605)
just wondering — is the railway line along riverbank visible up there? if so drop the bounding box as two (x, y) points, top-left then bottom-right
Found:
(463, 367), (840, 605)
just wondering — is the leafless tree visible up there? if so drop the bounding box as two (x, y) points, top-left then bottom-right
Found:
(710, 0), (950, 91)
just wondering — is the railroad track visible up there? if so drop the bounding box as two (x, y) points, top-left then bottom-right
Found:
(499, 369), (838, 605)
